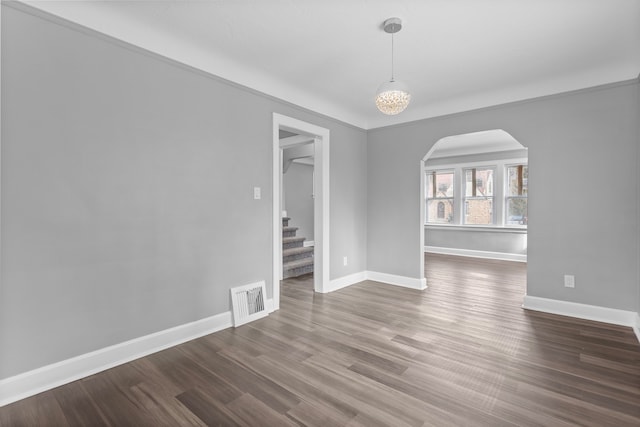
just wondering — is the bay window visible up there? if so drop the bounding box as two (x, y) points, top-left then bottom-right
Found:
(425, 158), (527, 228)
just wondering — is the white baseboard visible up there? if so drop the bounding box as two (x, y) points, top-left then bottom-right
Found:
(327, 271), (367, 292)
(265, 297), (276, 313)
(326, 271), (428, 293)
(425, 246), (527, 263)
(366, 271), (427, 290)
(303, 240), (315, 247)
(634, 314), (640, 344)
(522, 295), (639, 341)
(0, 311), (233, 407)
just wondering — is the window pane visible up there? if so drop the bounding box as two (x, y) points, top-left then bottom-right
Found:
(506, 198), (528, 225)
(464, 168), (493, 197)
(427, 199), (454, 223)
(464, 198), (493, 225)
(427, 171), (454, 198)
(507, 165), (528, 196)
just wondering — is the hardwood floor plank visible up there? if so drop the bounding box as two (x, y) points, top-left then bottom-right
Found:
(286, 401), (352, 427)
(176, 387), (244, 427)
(1, 253), (639, 426)
(226, 393), (300, 427)
(177, 340), (301, 414)
(52, 381), (109, 427)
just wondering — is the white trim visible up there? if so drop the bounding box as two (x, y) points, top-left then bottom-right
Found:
(425, 157), (528, 171)
(326, 270), (430, 293)
(265, 297), (275, 314)
(425, 224), (527, 234)
(424, 156), (528, 228)
(325, 272), (367, 293)
(522, 296), (639, 336)
(0, 311), (232, 407)
(272, 118), (283, 307)
(634, 314), (640, 344)
(425, 246), (527, 263)
(419, 160), (426, 287)
(279, 134), (314, 148)
(314, 133), (330, 295)
(303, 240), (315, 247)
(327, 270), (429, 292)
(366, 271), (427, 290)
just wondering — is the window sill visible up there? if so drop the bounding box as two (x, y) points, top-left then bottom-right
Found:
(424, 224), (527, 234)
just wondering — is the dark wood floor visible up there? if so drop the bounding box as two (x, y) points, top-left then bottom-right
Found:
(2, 254), (639, 426)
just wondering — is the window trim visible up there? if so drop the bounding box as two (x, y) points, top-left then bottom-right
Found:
(425, 169), (455, 224)
(463, 166), (496, 225)
(504, 162), (528, 228)
(425, 157), (527, 229)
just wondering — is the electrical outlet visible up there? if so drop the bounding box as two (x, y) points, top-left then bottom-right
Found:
(253, 187), (261, 200)
(343, 256), (348, 266)
(564, 274), (575, 288)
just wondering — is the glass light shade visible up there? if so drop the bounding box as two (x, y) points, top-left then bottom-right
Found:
(375, 80), (411, 115)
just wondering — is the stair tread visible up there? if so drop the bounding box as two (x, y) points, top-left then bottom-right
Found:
(283, 258), (314, 270)
(283, 246), (314, 256)
(283, 226), (299, 232)
(283, 236), (306, 243)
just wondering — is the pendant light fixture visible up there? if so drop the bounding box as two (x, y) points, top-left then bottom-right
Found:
(375, 17), (411, 115)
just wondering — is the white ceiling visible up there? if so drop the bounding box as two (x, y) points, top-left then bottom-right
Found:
(24, 0), (640, 130)
(428, 129), (524, 159)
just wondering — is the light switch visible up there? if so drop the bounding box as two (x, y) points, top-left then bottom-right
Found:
(253, 187), (261, 200)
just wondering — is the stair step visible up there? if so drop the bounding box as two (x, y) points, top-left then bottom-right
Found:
(283, 236), (305, 249)
(283, 246), (314, 257)
(283, 257), (314, 278)
(283, 246), (314, 263)
(282, 226), (298, 238)
(283, 236), (305, 244)
(282, 217), (291, 227)
(283, 257), (314, 271)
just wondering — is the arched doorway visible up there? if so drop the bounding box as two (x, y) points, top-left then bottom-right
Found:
(420, 129), (528, 294)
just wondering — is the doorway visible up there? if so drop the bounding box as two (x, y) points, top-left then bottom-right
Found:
(272, 114), (330, 311)
(420, 129), (528, 293)
(281, 138), (315, 280)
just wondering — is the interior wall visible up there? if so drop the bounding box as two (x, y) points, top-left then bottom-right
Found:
(425, 228), (526, 255)
(283, 163), (314, 242)
(368, 79), (639, 313)
(0, 4), (367, 379)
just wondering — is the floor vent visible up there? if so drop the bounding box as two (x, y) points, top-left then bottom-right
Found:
(230, 281), (268, 327)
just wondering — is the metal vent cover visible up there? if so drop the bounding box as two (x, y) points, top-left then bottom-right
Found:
(230, 281), (268, 327)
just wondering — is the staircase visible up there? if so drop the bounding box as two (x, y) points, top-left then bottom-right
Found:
(282, 217), (314, 278)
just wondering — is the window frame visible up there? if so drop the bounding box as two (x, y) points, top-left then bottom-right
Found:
(504, 163), (528, 227)
(462, 166), (496, 226)
(425, 169), (455, 224)
(425, 157), (527, 229)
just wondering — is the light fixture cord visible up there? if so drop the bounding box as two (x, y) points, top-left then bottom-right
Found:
(391, 32), (395, 82)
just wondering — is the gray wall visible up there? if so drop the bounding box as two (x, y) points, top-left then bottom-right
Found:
(0, 4), (367, 379)
(368, 80), (639, 313)
(284, 163), (314, 242)
(425, 228), (527, 255)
